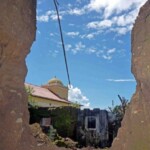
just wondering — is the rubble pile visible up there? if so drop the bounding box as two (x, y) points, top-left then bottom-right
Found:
(30, 123), (53, 146)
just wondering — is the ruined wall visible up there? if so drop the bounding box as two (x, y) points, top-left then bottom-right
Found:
(0, 0), (36, 149)
(111, 0), (150, 150)
(77, 109), (109, 148)
(0, 1), (59, 150)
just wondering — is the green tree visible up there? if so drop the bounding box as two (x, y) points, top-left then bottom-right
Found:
(109, 95), (129, 121)
(25, 85), (38, 108)
(108, 95), (129, 142)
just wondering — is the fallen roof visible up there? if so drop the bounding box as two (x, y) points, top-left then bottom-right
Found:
(25, 83), (71, 104)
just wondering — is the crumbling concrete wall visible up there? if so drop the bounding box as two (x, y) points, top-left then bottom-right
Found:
(111, 0), (150, 150)
(77, 109), (109, 148)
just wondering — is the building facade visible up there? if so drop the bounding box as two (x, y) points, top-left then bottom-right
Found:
(77, 108), (116, 148)
(25, 77), (71, 108)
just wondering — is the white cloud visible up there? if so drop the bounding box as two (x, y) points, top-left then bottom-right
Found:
(37, 15), (49, 22)
(50, 14), (62, 21)
(87, 16), (134, 35)
(86, 34), (94, 39)
(37, 10), (62, 22)
(63, 0), (146, 20)
(49, 49), (59, 57)
(65, 42), (85, 54)
(107, 48), (116, 54)
(95, 48), (116, 60)
(81, 33), (96, 39)
(80, 31), (102, 39)
(68, 8), (85, 15)
(45, 10), (54, 16)
(68, 85), (90, 108)
(66, 44), (72, 51)
(66, 32), (79, 37)
(87, 19), (112, 29)
(106, 79), (136, 82)
(65, 41), (116, 60)
(87, 47), (97, 54)
(112, 9), (137, 27)
(83, 102), (90, 108)
(72, 42), (86, 54)
(101, 48), (116, 60)
(86, 0), (147, 18)
(102, 55), (112, 60)
(75, 42), (86, 49)
(96, 50), (104, 57)
(50, 33), (54, 36)
(117, 27), (129, 35)
(110, 27), (130, 35)
(66, 43), (116, 60)
(85, 0), (147, 35)
(50, 14), (58, 21)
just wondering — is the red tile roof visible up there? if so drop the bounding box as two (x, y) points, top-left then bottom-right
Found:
(25, 83), (70, 104)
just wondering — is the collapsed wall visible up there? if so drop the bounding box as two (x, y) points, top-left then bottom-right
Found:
(111, 0), (150, 150)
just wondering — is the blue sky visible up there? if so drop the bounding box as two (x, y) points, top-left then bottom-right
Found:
(26, 0), (147, 109)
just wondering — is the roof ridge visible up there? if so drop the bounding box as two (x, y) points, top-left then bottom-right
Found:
(25, 83), (46, 89)
(24, 83), (71, 104)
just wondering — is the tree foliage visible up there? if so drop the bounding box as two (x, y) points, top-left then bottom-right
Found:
(109, 95), (129, 121)
(25, 85), (38, 108)
(108, 95), (129, 141)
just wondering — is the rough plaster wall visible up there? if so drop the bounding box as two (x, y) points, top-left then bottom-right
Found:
(0, 0), (37, 149)
(111, 0), (150, 150)
(0, 1), (68, 150)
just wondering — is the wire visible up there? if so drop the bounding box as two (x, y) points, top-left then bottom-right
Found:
(53, 0), (71, 86)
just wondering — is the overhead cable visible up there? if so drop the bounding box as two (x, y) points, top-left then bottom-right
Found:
(53, 0), (71, 86)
